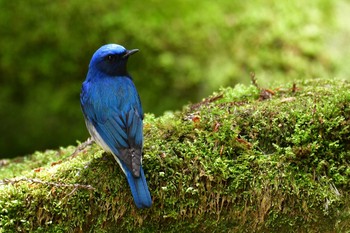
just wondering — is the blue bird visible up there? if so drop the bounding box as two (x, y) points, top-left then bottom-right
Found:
(80, 44), (152, 208)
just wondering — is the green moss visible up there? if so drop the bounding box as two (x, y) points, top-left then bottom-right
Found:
(1, 78), (350, 232)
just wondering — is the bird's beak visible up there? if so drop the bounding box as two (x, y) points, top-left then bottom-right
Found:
(123, 49), (139, 58)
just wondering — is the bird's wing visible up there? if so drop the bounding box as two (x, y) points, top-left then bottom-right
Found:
(81, 84), (144, 177)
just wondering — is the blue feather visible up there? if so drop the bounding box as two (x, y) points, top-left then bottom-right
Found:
(124, 164), (152, 208)
(80, 44), (152, 208)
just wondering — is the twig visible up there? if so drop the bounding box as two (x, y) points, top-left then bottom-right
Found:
(190, 93), (224, 111)
(62, 187), (79, 199)
(69, 137), (95, 158)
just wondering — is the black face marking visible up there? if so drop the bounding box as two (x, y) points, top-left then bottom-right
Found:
(98, 50), (129, 76)
(105, 52), (127, 62)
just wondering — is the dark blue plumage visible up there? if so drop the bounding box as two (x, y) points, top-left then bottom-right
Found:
(80, 44), (152, 208)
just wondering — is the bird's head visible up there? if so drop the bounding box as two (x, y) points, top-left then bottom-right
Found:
(89, 44), (139, 76)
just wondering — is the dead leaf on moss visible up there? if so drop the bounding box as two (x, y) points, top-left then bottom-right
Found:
(280, 97), (296, 103)
(213, 121), (220, 132)
(259, 89), (274, 100)
(51, 160), (62, 166)
(236, 137), (252, 149)
(34, 167), (45, 172)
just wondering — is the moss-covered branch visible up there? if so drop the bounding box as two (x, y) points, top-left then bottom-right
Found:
(1, 79), (350, 232)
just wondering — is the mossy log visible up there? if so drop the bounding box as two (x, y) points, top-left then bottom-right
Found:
(1, 79), (349, 232)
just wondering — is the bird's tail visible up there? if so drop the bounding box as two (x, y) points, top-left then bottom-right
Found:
(125, 166), (152, 208)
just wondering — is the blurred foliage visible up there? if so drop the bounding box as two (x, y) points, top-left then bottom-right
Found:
(0, 0), (349, 157)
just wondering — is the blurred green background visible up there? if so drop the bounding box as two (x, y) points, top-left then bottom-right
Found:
(1, 0), (350, 158)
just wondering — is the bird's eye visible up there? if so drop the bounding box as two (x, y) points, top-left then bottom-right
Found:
(107, 55), (113, 61)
